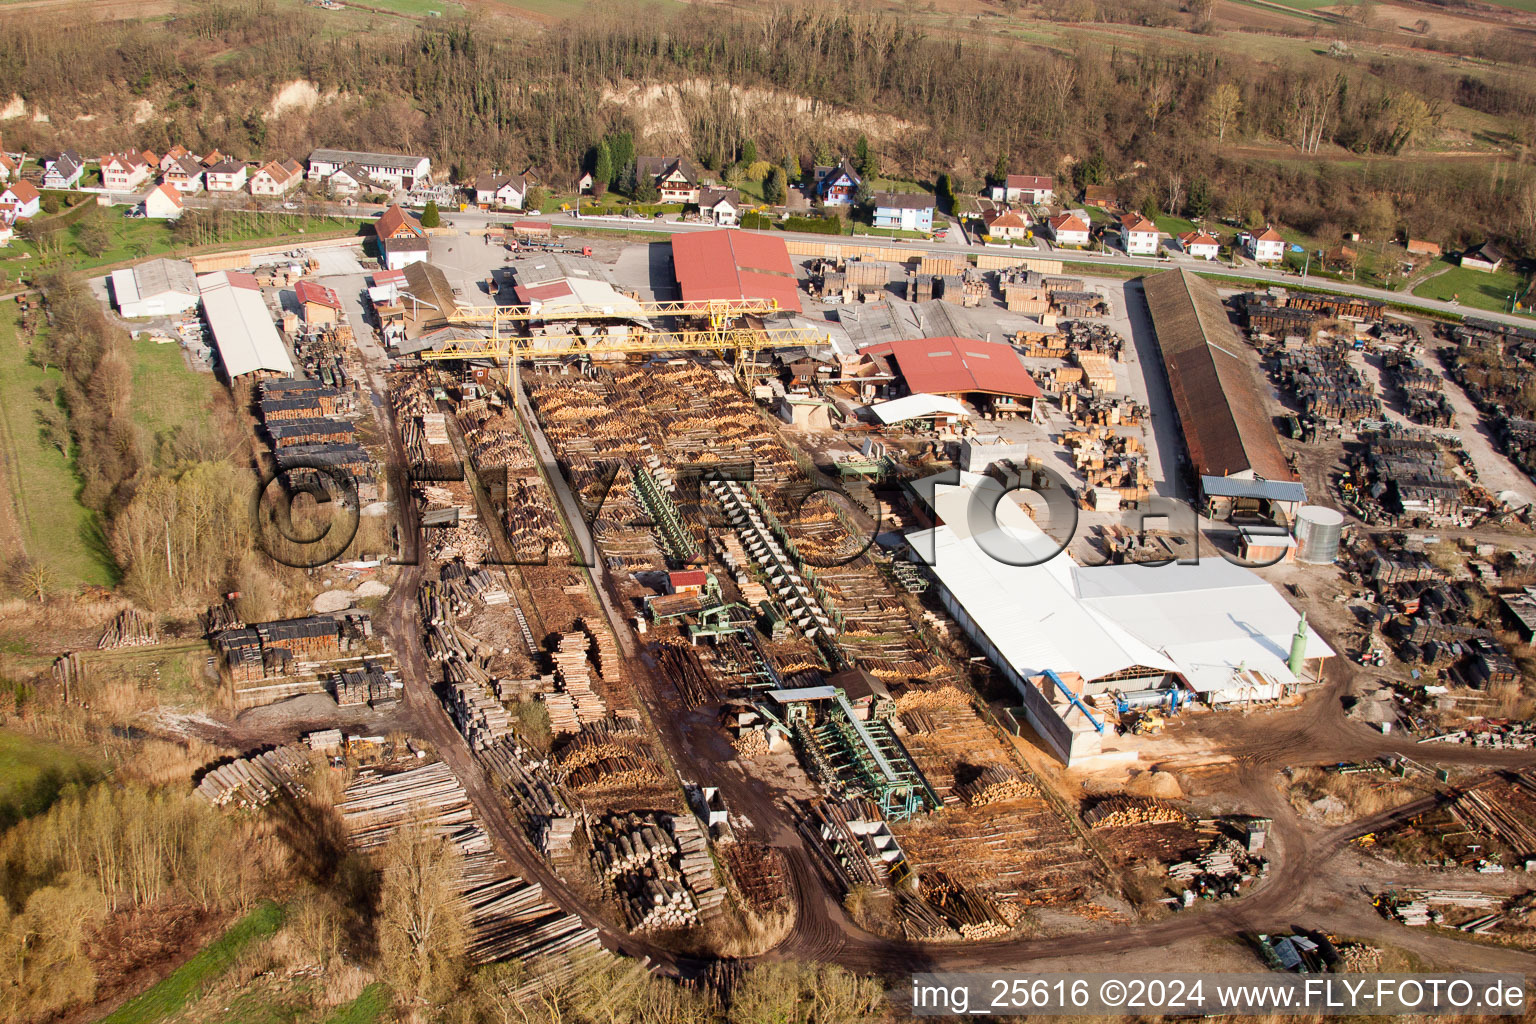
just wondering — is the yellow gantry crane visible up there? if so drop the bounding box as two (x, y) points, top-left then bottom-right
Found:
(418, 297), (830, 387)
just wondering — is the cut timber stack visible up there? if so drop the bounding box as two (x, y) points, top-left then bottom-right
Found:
(99, 609), (157, 649)
(672, 812), (726, 917)
(1084, 797), (1188, 828)
(448, 681), (515, 749)
(585, 620), (621, 680)
(551, 631), (607, 727)
(195, 746), (311, 808)
(336, 761), (480, 850)
(956, 765), (1039, 807)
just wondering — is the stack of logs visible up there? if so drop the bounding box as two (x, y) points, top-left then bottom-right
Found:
(957, 765), (1039, 807)
(99, 609), (157, 649)
(1084, 797), (1188, 829)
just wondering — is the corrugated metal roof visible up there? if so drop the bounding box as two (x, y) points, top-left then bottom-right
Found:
(870, 393), (970, 423)
(1143, 270), (1292, 481)
(1199, 475), (1307, 502)
(198, 271), (293, 378)
(670, 229), (803, 313)
(858, 336), (1043, 400)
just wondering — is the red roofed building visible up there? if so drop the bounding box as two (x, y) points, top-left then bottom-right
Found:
(670, 229), (802, 313)
(295, 279), (343, 327)
(858, 336), (1042, 419)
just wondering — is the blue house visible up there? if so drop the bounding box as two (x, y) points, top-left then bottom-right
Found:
(871, 191), (935, 232)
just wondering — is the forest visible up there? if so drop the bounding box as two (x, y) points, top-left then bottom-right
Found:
(0, 1), (1533, 252)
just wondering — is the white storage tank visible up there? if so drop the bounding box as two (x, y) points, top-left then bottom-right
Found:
(1294, 505), (1344, 564)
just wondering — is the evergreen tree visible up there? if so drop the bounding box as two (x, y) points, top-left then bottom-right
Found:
(1187, 176), (1214, 221)
(420, 201), (441, 228)
(787, 154), (802, 183)
(741, 138), (757, 167)
(764, 166), (787, 205)
(993, 151), (1009, 187)
(853, 134), (870, 173)
(591, 140), (613, 195)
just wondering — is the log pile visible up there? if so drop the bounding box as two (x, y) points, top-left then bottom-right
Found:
(672, 812), (726, 916)
(99, 609), (157, 649)
(1449, 781), (1536, 854)
(448, 681), (515, 749)
(923, 871), (1012, 940)
(477, 736), (569, 820)
(548, 631), (607, 730)
(956, 765), (1038, 807)
(1084, 797), (1187, 829)
(720, 841), (788, 913)
(195, 746), (312, 808)
(336, 761), (481, 851)
(892, 686), (972, 714)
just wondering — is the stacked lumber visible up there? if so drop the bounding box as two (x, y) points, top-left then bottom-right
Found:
(195, 746), (312, 808)
(585, 620), (621, 680)
(477, 736), (569, 819)
(956, 766), (1038, 807)
(1450, 782), (1536, 854)
(550, 631), (607, 726)
(895, 889), (959, 941)
(673, 812), (726, 916)
(563, 754), (661, 791)
(900, 709), (938, 734)
(1084, 797), (1187, 828)
(923, 871), (1011, 939)
(99, 609), (157, 649)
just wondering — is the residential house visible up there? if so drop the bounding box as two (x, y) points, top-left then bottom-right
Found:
(164, 155), (205, 193)
(200, 149), (226, 168)
(375, 203), (425, 240)
(324, 163), (383, 197)
(205, 159), (249, 193)
(1405, 239), (1441, 258)
(1248, 226), (1286, 263)
(473, 172), (527, 209)
(1177, 230), (1220, 260)
(576, 171), (594, 194)
(142, 182), (184, 220)
(1046, 212), (1091, 248)
(1461, 242), (1505, 273)
(992, 174), (1054, 205)
(872, 192), (936, 232)
(1082, 184), (1121, 211)
(249, 159), (303, 196)
(2, 180), (41, 218)
(696, 186), (741, 226)
(1119, 213), (1159, 256)
(159, 146), (194, 172)
(295, 279), (343, 327)
(812, 160), (861, 206)
(100, 151), (152, 191)
(0, 153), (16, 183)
(982, 208), (1030, 241)
(0, 218), (12, 247)
(41, 150), (83, 189)
(379, 235), (430, 271)
(306, 148), (432, 191)
(636, 157), (702, 204)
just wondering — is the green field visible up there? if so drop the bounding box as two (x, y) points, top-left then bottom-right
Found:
(1, 210), (368, 283)
(0, 728), (101, 829)
(352, 0), (465, 16)
(1412, 261), (1532, 316)
(321, 984), (391, 1024)
(95, 903), (287, 1024)
(129, 339), (219, 463)
(0, 310), (115, 587)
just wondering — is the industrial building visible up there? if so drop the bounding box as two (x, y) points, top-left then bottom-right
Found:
(858, 336), (1043, 419)
(909, 474), (1333, 763)
(1142, 269), (1298, 502)
(510, 253), (645, 319)
(111, 259), (198, 318)
(197, 270), (294, 379)
(670, 229), (803, 313)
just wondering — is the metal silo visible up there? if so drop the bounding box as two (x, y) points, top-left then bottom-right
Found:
(1293, 505), (1344, 565)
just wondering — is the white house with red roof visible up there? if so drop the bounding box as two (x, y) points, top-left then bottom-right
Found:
(1046, 211), (1090, 248)
(1248, 226), (1286, 263)
(992, 174), (1054, 205)
(143, 183), (184, 220)
(1119, 213), (1159, 256)
(1, 180), (40, 219)
(101, 151), (152, 191)
(1177, 230), (1220, 260)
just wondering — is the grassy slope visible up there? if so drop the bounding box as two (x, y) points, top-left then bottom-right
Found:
(0, 310), (114, 587)
(129, 339), (217, 460)
(95, 903), (287, 1024)
(321, 984), (391, 1024)
(1412, 261), (1531, 315)
(2, 212), (369, 281)
(0, 728), (101, 829)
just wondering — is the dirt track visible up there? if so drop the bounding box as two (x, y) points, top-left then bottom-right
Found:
(370, 364), (1536, 980)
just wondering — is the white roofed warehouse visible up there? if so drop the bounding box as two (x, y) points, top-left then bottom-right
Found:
(197, 271), (294, 380)
(908, 473), (1333, 764)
